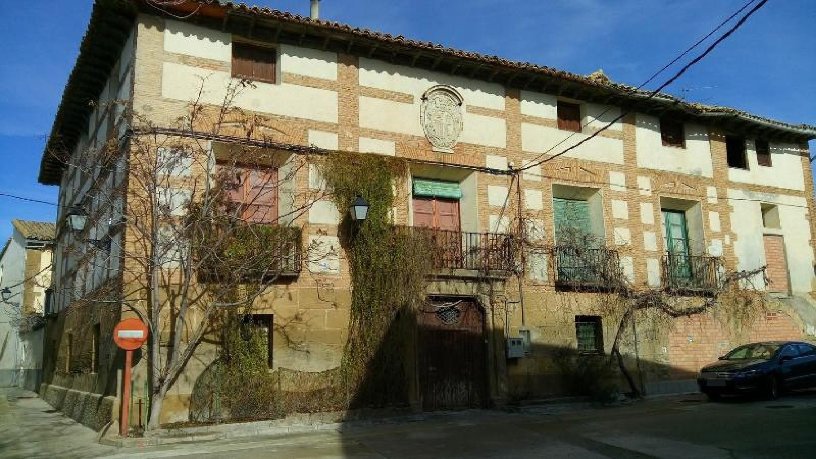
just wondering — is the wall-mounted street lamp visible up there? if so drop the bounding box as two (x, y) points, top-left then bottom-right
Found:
(65, 207), (112, 252)
(349, 195), (369, 223)
(1, 287), (12, 303)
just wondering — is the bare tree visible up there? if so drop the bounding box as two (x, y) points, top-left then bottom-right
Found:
(522, 218), (768, 397)
(52, 80), (329, 429)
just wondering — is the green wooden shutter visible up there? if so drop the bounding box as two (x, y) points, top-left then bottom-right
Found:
(662, 210), (689, 256)
(412, 179), (462, 199)
(663, 210), (692, 282)
(554, 198), (591, 245)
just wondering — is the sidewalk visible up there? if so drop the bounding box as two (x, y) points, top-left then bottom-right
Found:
(0, 387), (116, 459)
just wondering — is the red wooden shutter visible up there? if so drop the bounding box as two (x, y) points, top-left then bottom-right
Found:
(557, 101), (581, 132)
(436, 199), (461, 232)
(244, 168), (278, 223)
(413, 197), (435, 228)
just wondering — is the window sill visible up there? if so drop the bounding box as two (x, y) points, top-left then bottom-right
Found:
(231, 74), (277, 85)
(661, 143), (687, 149)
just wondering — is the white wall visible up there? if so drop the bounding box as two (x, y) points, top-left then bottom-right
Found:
(728, 189), (813, 293)
(727, 141), (805, 191)
(635, 114), (713, 177)
(161, 20), (339, 124)
(358, 57), (506, 149)
(520, 91), (624, 164)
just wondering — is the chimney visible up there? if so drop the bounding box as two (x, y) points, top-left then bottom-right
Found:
(310, 0), (320, 20)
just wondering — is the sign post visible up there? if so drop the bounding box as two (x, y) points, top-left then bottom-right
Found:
(113, 318), (149, 437)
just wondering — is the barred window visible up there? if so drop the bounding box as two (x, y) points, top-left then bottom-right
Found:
(575, 315), (603, 354)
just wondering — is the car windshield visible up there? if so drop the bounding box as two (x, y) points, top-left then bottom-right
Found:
(723, 343), (781, 360)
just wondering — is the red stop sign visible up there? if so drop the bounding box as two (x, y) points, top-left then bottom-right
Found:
(113, 318), (149, 351)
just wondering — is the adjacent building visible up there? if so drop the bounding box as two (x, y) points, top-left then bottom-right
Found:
(38, 0), (816, 429)
(0, 220), (54, 390)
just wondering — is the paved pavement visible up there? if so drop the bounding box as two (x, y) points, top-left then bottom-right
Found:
(0, 388), (116, 459)
(3, 387), (816, 458)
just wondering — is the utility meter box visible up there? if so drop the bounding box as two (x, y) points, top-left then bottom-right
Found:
(506, 337), (525, 359)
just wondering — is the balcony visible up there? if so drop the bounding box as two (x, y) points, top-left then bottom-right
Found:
(199, 225), (302, 281)
(397, 226), (515, 274)
(552, 246), (622, 290)
(661, 253), (721, 294)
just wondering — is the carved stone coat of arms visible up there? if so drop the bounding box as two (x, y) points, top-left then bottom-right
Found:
(420, 86), (463, 153)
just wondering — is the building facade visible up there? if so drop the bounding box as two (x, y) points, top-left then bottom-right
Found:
(0, 220), (54, 390)
(38, 0), (816, 429)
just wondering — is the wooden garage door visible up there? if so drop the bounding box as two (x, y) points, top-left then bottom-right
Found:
(763, 235), (789, 294)
(418, 298), (487, 411)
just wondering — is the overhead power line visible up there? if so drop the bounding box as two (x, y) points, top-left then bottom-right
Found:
(0, 192), (58, 207)
(519, 0), (771, 173)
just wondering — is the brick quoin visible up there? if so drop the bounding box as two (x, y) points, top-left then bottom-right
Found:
(668, 313), (802, 376)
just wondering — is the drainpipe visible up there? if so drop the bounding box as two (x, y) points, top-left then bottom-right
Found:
(310, 0), (320, 20)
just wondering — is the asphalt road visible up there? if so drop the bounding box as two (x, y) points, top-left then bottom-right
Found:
(3, 387), (816, 459)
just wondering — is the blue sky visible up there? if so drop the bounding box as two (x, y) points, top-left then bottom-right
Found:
(0, 0), (813, 242)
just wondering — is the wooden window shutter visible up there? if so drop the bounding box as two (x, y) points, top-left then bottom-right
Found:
(554, 198), (591, 244)
(232, 43), (277, 84)
(557, 101), (582, 132)
(412, 197), (435, 228)
(243, 168), (278, 223)
(756, 139), (772, 167)
(660, 119), (685, 148)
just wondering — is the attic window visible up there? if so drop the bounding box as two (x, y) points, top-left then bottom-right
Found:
(726, 136), (748, 169)
(232, 43), (277, 84)
(755, 139), (772, 167)
(557, 101), (582, 132)
(660, 118), (685, 148)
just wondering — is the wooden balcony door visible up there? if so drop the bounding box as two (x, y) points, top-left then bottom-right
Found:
(663, 210), (692, 281)
(413, 196), (461, 266)
(413, 196), (460, 231)
(763, 234), (790, 294)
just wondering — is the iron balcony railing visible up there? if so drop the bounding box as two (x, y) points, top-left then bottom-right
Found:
(398, 226), (515, 272)
(661, 253), (721, 293)
(552, 245), (622, 290)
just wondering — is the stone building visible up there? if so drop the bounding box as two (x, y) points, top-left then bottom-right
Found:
(0, 220), (54, 390)
(38, 0), (816, 429)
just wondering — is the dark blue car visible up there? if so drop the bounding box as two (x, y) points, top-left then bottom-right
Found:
(697, 341), (816, 400)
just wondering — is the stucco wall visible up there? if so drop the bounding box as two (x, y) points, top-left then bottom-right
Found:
(635, 114), (713, 177)
(728, 189), (813, 293)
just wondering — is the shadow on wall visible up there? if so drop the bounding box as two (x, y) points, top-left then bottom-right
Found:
(186, 308), (737, 427)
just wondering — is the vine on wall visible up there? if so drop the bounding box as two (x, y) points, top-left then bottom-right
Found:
(320, 151), (434, 407)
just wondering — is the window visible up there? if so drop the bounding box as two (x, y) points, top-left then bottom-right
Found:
(232, 43), (277, 84)
(760, 203), (780, 229)
(755, 139), (772, 167)
(778, 345), (799, 360)
(575, 316), (603, 354)
(412, 179), (462, 231)
(796, 343), (815, 357)
(217, 163), (279, 223)
(726, 136), (748, 169)
(92, 323), (100, 373)
(557, 101), (582, 132)
(660, 118), (685, 148)
(554, 198), (592, 245)
(243, 314), (274, 369)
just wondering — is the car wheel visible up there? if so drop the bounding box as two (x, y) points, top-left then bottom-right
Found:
(766, 376), (781, 400)
(705, 392), (721, 402)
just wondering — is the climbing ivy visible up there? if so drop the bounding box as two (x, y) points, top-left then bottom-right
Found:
(320, 151), (434, 407)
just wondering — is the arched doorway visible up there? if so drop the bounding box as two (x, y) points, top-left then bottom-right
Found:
(417, 297), (488, 410)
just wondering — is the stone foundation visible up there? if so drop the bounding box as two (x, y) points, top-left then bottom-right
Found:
(40, 383), (116, 431)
